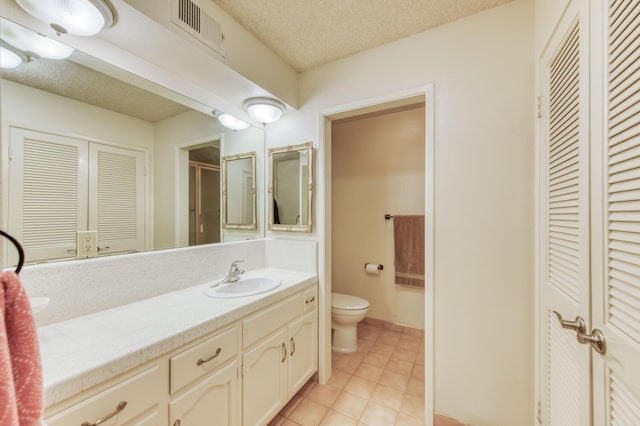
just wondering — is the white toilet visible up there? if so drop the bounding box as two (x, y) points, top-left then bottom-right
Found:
(331, 292), (370, 353)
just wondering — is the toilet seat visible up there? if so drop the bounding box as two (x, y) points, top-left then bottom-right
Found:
(332, 292), (369, 310)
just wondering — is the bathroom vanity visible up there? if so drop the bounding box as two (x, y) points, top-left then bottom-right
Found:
(38, 268), (318, 426)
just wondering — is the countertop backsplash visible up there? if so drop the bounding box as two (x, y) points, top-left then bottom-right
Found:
(16, 238), (317, 327)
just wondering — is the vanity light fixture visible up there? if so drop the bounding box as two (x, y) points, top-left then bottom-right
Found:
(243, 96), (285, 125)
(0, 39), (28, 68)
(15, 0), (116, 37)
(214, 111), (250, 131)
(1, 18), (74, 60)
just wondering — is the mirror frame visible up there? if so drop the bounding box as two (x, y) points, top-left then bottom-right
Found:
(268, 142), (313, 233)
(221, 151), (257, 230)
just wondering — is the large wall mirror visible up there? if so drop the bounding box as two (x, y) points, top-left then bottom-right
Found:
(222, 152), (257, 230)
(0, 18), (265, 267)
(269, 142), (313, 233)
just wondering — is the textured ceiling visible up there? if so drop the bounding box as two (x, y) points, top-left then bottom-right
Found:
(2, 58), (190, 122)
(211, 0), (515, 72)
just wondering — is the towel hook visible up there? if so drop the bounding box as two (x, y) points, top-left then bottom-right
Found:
(0, 230), (25, 274)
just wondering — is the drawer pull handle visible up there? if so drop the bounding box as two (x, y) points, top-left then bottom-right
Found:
(281, 342), (287, 363)
(81, 401), (127, 426)
(174, 420), (181, 426)
(197, 347), (222, 366)
(290, 337), (296, 356)
(305, 296), (315, 304)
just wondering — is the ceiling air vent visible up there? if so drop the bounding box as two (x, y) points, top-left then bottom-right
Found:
(172, 0), (225, 57)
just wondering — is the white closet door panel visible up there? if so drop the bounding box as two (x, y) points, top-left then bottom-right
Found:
(539, 1), (591, 424)
(88, 143), (145, 255)
(591, 1), (640, 424)
(7, 128), (88, 263)
(547, 309), (581, 425)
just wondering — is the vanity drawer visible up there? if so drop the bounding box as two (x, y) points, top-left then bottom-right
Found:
(243, 293), (303, 348)
(303, 287), (317, 313)
(170, 325), (239, 394)
(46, 365), (162, 426)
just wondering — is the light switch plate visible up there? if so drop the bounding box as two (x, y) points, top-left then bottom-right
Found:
(77, 231), (97, 258)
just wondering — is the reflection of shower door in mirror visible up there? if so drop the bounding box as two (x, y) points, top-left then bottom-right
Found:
(242, 171), (253, 224)
(189, 162), (220, 245)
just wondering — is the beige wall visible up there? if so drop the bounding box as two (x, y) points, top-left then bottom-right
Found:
(267, 0), (535, 424)
(332, 105), (425, 329)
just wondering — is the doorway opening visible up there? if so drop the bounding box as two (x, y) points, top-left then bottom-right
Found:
(187, 144), (221, 245)
(318, 85), (435, 425)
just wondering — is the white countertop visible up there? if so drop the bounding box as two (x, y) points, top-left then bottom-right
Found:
(37, 267), (317, 407)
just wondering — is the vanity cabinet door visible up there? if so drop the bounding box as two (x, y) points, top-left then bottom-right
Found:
(242, 329), (287, 426)
(287, 310), (317, 396)
(169, 361), (239, 426)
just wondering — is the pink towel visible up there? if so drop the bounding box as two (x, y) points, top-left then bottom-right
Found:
(0, 271), (43, 426)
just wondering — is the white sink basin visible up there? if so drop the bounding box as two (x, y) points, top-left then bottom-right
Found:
(204, 277), (282, 299)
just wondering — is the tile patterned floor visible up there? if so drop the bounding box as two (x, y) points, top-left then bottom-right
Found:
(269, 320), (463, 426)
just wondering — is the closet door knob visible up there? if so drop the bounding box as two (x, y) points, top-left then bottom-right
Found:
(552, 310), (586, 333)
(578, 329), (606, 354)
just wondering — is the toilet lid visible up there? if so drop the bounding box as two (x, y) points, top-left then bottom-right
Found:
(332, 292), (369, 310)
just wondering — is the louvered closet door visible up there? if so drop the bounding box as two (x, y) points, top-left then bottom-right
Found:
(7, 128), (88, 264)
(591, 0), (640, 423)
(88, 143), (145, 255)
(538, 1), (592, 424)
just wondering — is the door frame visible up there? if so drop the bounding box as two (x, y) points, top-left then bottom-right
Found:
(318, 84), (435, 425)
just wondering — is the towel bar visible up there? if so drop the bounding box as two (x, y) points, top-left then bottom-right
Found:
(0, 230), (24, 274)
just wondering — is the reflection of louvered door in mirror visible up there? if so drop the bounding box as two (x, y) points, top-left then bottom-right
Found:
(538, 1), (591, 424)
(8, 128), (88, 264)
(591, 0), (640, 423)
(88, 143), (145, 256)
(7, 127), (146, 264)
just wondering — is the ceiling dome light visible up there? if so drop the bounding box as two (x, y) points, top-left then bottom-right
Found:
(0, 40), (28, 68)
(216, 112), (250, 131)
(243, 97), (285, 125)
(1, 18), (73, 60)
(15, 0), (116, 37)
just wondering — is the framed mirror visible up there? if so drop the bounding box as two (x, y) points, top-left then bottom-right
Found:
(222, 151), (257, 230)
(268, 142), (313, 232)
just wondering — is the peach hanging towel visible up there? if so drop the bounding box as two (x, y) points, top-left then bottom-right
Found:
(393, 215), (425, 288)
(0, 271), (43, 426)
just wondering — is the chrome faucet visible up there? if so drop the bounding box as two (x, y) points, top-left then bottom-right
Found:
(221, 260), (246, 283)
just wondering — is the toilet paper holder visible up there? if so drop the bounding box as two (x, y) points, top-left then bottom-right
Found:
(364, 263), (384, 271)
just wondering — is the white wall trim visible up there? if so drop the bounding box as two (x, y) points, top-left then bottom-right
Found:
(318, 84), (435, 426)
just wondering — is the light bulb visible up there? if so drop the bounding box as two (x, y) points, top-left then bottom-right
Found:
(244, 97), (285, 125)
(217, 113), (250, 131)
(0, 45), (24, 68)
(15, 0), (115, 37)
(1, 18), (73, 60)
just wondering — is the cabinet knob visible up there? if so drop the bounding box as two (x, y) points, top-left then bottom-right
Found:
(81, 401), (127, 426)
(290, 337), (296, 356)
(281, 342), (287, 363)
(174, 420), (181, 426)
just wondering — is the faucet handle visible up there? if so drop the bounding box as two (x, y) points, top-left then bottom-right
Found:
(230, 260), (246, 271)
